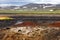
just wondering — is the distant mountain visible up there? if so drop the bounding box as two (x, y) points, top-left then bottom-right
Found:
(54, 4), (60, 9)
(20, 3), (60, 10)
(0, 3), (60, 10)
(1, 6), (18, 10)
(21, 3), (52, 7)
(20, 3), (53, 10)
(0, 6), (19, 10)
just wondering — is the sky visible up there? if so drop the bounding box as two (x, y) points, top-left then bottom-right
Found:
(0, 0), (60, 6)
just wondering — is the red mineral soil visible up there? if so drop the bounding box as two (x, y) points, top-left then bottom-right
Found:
(14, 21), (40, 27)
(48, 21), (60, 27)
(14, 21), (60, 27)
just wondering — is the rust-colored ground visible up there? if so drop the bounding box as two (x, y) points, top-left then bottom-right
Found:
(48, 21), (60, 27)
(14, 21), (60, 27)
(14, 21), (39, 27)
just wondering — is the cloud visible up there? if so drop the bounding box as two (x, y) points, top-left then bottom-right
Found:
(0, 3), (27, 6)
(0, 0), (35, 3)
(0, 0), (60, 6)
(0, 0), (60, 3)
(0, 0), (60, 4)
(0, 0), (32, 6)
(49, 0), (60, 4)
(32, 0), (60, 4)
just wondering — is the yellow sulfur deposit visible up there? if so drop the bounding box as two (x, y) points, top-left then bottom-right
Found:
(0, 16), (14, 20)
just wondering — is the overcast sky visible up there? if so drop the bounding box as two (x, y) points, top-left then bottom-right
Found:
(0, 0), (60, 6)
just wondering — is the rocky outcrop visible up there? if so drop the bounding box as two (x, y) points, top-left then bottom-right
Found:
(0, 26), (60, 40)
